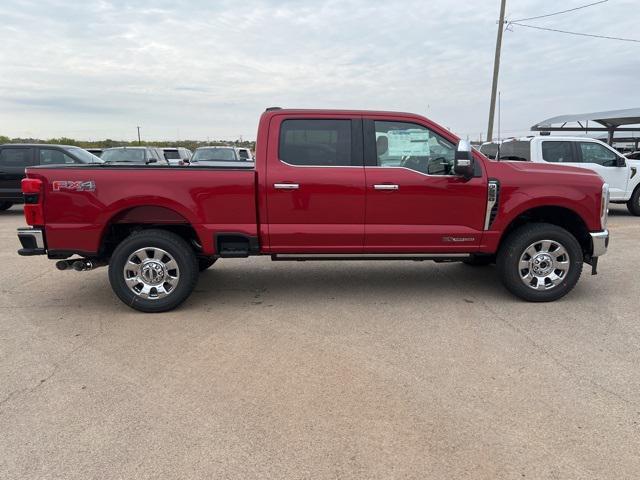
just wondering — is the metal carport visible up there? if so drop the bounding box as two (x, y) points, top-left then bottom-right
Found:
(531, 108), (640, 146)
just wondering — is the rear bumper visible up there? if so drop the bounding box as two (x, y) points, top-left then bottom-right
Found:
(590, 230), (609, 258)
(17, 227), (46, 256)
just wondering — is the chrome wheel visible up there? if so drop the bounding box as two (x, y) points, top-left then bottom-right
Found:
(123, 247), (180, 299)
(518, 239), (570, 291)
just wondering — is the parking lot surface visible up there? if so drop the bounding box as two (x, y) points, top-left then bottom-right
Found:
(1, 205), (639, 479)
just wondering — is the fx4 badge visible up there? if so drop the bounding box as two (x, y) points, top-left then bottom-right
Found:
(52, 180), (96, 192)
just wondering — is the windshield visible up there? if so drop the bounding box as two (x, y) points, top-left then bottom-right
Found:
(67, 147), (103, 163)
(101, 149), (146, 163)
(163, 149), (180, 160)
(192, 148), (238, 162)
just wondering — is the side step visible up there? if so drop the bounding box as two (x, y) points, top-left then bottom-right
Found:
(216, 234), (260, 258)
(271, 253), (470, 262)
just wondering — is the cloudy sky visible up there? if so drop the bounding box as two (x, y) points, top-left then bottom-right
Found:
(0, 0), (638, 141)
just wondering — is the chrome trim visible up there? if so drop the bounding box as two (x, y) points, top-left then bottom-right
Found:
(374, 184), (399, 190)
(274, 183), (299, 190)
(17, 228), (44, 249)
(273, 253), (470, 259)
(601, 183), (610, 229)
(365, 165), (456, 178)
(279, 159), (362, 169)
(484, 180), (499, 230)
(590, 230), (609, 258)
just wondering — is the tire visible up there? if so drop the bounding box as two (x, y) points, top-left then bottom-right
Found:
(627, 187), (640, 216)
(0, 202), (12, 211)
(497, 223), (583, 302)
(198, 257), (217, 271)
(462, 254), (494, 267)
(108, 229), (199, 313)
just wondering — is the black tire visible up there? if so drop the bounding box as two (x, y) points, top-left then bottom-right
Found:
(198, 257), (217, 271)
(627, 187), (640, 216)
(108, 229), (199, 313)
(497, 223), (583, 302)
(462, 254), (494, 267)
(0, 202), (12, 211)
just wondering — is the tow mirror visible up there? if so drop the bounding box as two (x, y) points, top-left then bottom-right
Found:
(454, 140), (475, 178)
(617, 156), (626, 168)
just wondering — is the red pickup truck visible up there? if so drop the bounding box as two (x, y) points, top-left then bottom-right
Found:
(17, 108), (610, 312)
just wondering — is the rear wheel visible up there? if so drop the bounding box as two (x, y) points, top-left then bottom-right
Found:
(108, 229), (199, 312)
(198, 257), (217, 271)
(0, 202), (13, 211)
(497, 223), (583, 302)
(627, 187), (640, 216)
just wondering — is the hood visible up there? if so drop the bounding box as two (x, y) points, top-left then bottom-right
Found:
(485, 159), (604, 185)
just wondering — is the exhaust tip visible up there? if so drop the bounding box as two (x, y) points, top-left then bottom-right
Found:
(55, 260), (69, 271)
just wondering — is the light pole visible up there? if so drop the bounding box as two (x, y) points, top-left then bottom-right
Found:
(137, 126), (141, 145)
(487, 0), (507, 142)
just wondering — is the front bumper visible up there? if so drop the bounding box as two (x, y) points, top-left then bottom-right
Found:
(590, 230), (609, 258)
(17, 227), (46, 256)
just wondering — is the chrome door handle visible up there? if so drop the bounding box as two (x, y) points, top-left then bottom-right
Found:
(373, 184), (399, 190)
(274, 183), (299, 190)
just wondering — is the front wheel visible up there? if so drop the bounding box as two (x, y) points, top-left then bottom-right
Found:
(108, 229), (199, 312)
(627, 187), (640, 216)
(0, 202), (13, 211)
(497, 223), (583, 302)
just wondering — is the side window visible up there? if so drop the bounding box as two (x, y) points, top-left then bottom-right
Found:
(374, 121), (455, 175)
(0, 148), (33, 167)
(279, 119), (353, 166)
(39, 148), (76, 165)
(579, 142), (618, 167)
(541, 141), (576, 163)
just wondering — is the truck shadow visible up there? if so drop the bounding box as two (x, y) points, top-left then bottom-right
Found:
(192, 261), (512, 307)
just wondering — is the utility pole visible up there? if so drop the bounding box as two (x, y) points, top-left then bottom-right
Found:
(137, 126), (141, 145)
(487, 0), (507, 142)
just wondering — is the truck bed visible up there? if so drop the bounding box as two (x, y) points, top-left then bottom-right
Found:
(27, 165), (258, 255)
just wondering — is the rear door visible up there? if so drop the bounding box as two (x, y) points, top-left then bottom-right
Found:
(363, 119), (486, 252)
(0, 147), (36, 201)
(265, 115), (366, 252)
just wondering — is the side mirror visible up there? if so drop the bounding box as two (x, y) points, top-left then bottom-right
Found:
(146, 158), (158, 164)
(617, 156), (626, 167)
(454, 140), (475, 178)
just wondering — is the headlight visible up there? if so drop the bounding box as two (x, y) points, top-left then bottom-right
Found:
(600, 183), (610, 229)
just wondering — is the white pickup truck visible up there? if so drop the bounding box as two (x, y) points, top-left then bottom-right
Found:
(480, 136), (640, 215)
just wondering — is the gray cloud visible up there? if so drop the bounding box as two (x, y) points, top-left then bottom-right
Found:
(0, 0), (638, 141)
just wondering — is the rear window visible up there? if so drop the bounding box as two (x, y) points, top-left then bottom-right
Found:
(498, 141), (530, 161)
(192, 148), (238, 162)
(163, 149), (180, 160)
(0, 148), (33, 167)
(279, 119), (352, 166)
(541, 141), (576, 163)
(101, 149), (146, 163)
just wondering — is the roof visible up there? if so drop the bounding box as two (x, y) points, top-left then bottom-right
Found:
(532, 108), (640, 130)
(1, 143), (77, 148)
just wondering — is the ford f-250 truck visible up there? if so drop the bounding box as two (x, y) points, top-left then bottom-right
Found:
(16, 109), (610, 312)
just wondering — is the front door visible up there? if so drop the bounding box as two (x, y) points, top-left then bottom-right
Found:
(265, 116), (366, 252)
(363, 119), (487, 252)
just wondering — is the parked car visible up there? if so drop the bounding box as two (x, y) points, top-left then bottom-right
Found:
(0, 144), (101, 211)
(237, 148), (254, 161)
(161, 147), (192, 166)
(86, 148), (104, 158)
(479, 136), (640, 215)
(189, 146), (254, 167)
(100, 147), (169, 165)
(16, 108), (609, 312)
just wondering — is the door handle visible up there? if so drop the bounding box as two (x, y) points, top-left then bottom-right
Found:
(274, 183), (299, 190)
(373, 184), (399, 190)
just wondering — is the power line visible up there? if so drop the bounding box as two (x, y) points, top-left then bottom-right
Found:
(510, 22), (640, 43)
(510, 0), (608, 23)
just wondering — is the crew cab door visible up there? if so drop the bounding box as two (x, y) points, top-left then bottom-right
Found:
(0, 147), (35, 201)
(539, 140), (629, 200)
(265, 115), (366, 252)
(363, 118), (486, 252)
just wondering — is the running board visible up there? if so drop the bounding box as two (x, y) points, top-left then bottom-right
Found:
(271, 253), (470, 262)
